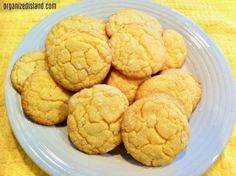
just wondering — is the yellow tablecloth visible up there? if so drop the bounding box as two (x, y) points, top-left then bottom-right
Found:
(0, 0), (235, 175)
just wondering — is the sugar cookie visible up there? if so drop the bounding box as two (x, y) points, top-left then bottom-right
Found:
(67, 84), (128, 154)
(106, 69), (145, 104)
(122, 94), (190, 166)
(110, 24), (166, 78)
(47, 15), (107, 39)
(10, 50), (47, 93)
(106, 9), (162, 37)
(46, 29), (112, 91)
(21, 71), (71, 125)
(162, 69), (201, 109)
(162, 29), (187, 70)
(136, 74), (193, 117)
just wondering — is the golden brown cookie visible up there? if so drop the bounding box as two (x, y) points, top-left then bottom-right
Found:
(21, 70), (71, 125)
(106, 8), (162, 37)
(110, 24), (166, 78)
(162, 29), (187, 70)
(122, 94), (190, 166)
(46, 29), (112, 91)
(145, 93), (187, 116)
(67, 84), (128, 154)
(162, 69), (202, 109)
(136, 74), (193, 117)
(106, 69), (145, 104)
(10, 50), (47, 93)
(47, 15), (107, 39)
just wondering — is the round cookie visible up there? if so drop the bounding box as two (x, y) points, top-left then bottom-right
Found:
(21, 70), (71, 125)
(46, 15), (107, 40)
(136, 74), (193, 117)
(162, 29), (187, 70)
(10, 50), (47, 93)
(106, 69), (145, 104)
(145, 93), (187, 116)
(106, 8), (163, 37)
(122, 94), (190, 166)
(162, 69), (202, 109)
(46, 29), (112, 91)
(67, 84), (129, 154)
(110, 24), (166, 78)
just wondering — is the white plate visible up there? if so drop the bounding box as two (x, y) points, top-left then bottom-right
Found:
(5, 0), (236, 175)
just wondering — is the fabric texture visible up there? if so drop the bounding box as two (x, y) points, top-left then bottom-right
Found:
(0, 0), (235, 175)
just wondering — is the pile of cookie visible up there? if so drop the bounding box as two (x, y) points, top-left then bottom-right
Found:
(11, 9), (201, 167)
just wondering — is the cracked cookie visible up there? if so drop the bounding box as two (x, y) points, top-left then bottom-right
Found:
(162, 29), (187, 70)
(110, 24), (166, 78)
(21, 70), (71, 125)
(122, 94), (190, 166)
(106, 69), (146, 104)
(46, 15), (107, 40)
(162, 69), (202, 110)
(46, 29), (112, 91)
(67, 84), (128, 154)
(106, 8), (162, 37)
(136, 74), (193, 117)
(10, 50), (47, 93)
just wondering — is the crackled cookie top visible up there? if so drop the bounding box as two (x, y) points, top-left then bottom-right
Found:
(162, 69), (201, 109)
(122, 94), (190, 166)
(10, 50), (47, 93)
(46, 29), (112, 91)
(106, 69), (145, 104)
(136, 74), (193, 117)
(106, 8), (163, 37)
(162, 29), (187, 70)
(21, 71), (71, 125)
(110, 24), (166, 78)
(47, 15), (107, 39)
(67, 84), (128, 154)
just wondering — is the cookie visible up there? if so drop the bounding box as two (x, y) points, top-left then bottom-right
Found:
(110, 24), (166, 78)
(47, 15), (107, 40)
(162, 69), (202, 109)
(162, 29), (187, 70)
(136, 74), (193, 117)
(122, 94), (190, 166)
(10, 50), (47, 93)
(106, 69), (145, 104)
(106, 8), (162, 37)
(67, 84), (128, 154)
(21, 70), (71, 125)
(46, 29), (112, 91)
(145, 93), (187, 116)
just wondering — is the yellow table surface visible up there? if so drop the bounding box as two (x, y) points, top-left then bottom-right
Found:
(0, 0), (235, 175)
